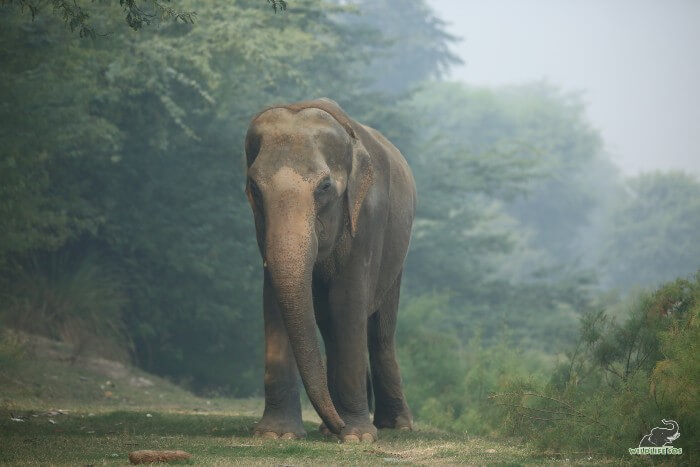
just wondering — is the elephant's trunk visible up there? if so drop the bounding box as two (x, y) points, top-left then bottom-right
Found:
(264, 199), (345, 434)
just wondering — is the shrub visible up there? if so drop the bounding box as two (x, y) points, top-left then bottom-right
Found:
(0, 250), (130, 362)
(493, 272), (700, 458)
(397, 293), (548, 436)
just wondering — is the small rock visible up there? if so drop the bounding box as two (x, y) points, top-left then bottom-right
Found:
(146, 413), (153, 418)
(130, 376), (154, 388)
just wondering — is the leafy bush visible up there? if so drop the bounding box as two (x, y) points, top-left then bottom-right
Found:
(397, 293), (549, 436)
(494, 273), (700, 458)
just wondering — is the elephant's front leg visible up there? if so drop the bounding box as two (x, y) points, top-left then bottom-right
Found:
(327, 282), (377, 442)
(253, 272), (305, 439)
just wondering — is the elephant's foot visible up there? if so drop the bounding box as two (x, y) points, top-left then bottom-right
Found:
(338, 415), (378, 443)
(253, 414), (306, 440)
(320, 418), (377, 442)
(373, 406), (413, 431)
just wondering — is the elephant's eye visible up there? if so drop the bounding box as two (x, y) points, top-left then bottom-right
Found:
(315, 178), (332, 196)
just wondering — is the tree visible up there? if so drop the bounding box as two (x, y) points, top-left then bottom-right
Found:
(335, 0), (461, 94)
(0, 0), (284, 38)
(602, 171), (700, 289)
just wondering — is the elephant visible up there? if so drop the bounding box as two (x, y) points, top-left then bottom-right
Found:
(638, 419), (680, 447)
(243, 98), (416, 442)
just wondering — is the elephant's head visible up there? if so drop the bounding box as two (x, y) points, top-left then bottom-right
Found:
(244, 99), (374, 434)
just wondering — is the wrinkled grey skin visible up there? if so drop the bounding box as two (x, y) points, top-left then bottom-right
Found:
(639, 419), (680, 447)
(244, 98), (416, 442)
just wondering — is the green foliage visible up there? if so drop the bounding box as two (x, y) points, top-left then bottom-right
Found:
(397, 294), (549, 436)
(495, 274), (700, 457)
(337, 0), (462, 94)
(0, 0), (290, 38)
(399, 81), (599, 353)
(602, 171), (700, 288)
(0, 15), (116, 267)
(404, 81), (608, 266)
(650, 277), (700, 427)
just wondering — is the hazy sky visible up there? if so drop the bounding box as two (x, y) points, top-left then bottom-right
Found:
(428, 0), (700, 176)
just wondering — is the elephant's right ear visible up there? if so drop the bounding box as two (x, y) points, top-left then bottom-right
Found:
(346, 140), (374, 238)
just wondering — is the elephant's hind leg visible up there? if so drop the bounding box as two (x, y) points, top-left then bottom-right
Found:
(368, 273), (413, 430)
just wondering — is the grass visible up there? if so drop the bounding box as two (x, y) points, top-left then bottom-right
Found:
(0, 331), (626, 465)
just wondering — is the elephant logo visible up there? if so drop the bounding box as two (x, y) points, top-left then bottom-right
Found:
(639, 419), (680, 447)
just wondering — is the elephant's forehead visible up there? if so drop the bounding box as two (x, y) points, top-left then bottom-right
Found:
(251, 136), (327, 183)
(250, 115), (348, 182)
(268, 166), (316, 193)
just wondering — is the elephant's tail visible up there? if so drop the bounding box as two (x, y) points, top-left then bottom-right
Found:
(367, 368), (374, 414)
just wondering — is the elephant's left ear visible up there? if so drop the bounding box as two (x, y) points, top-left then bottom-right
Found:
(347, 140), (374, 238)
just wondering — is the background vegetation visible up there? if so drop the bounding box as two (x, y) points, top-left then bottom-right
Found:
(1, 0), (698, 460)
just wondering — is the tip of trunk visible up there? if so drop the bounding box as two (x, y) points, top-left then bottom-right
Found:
(313, 401), (344, 434)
